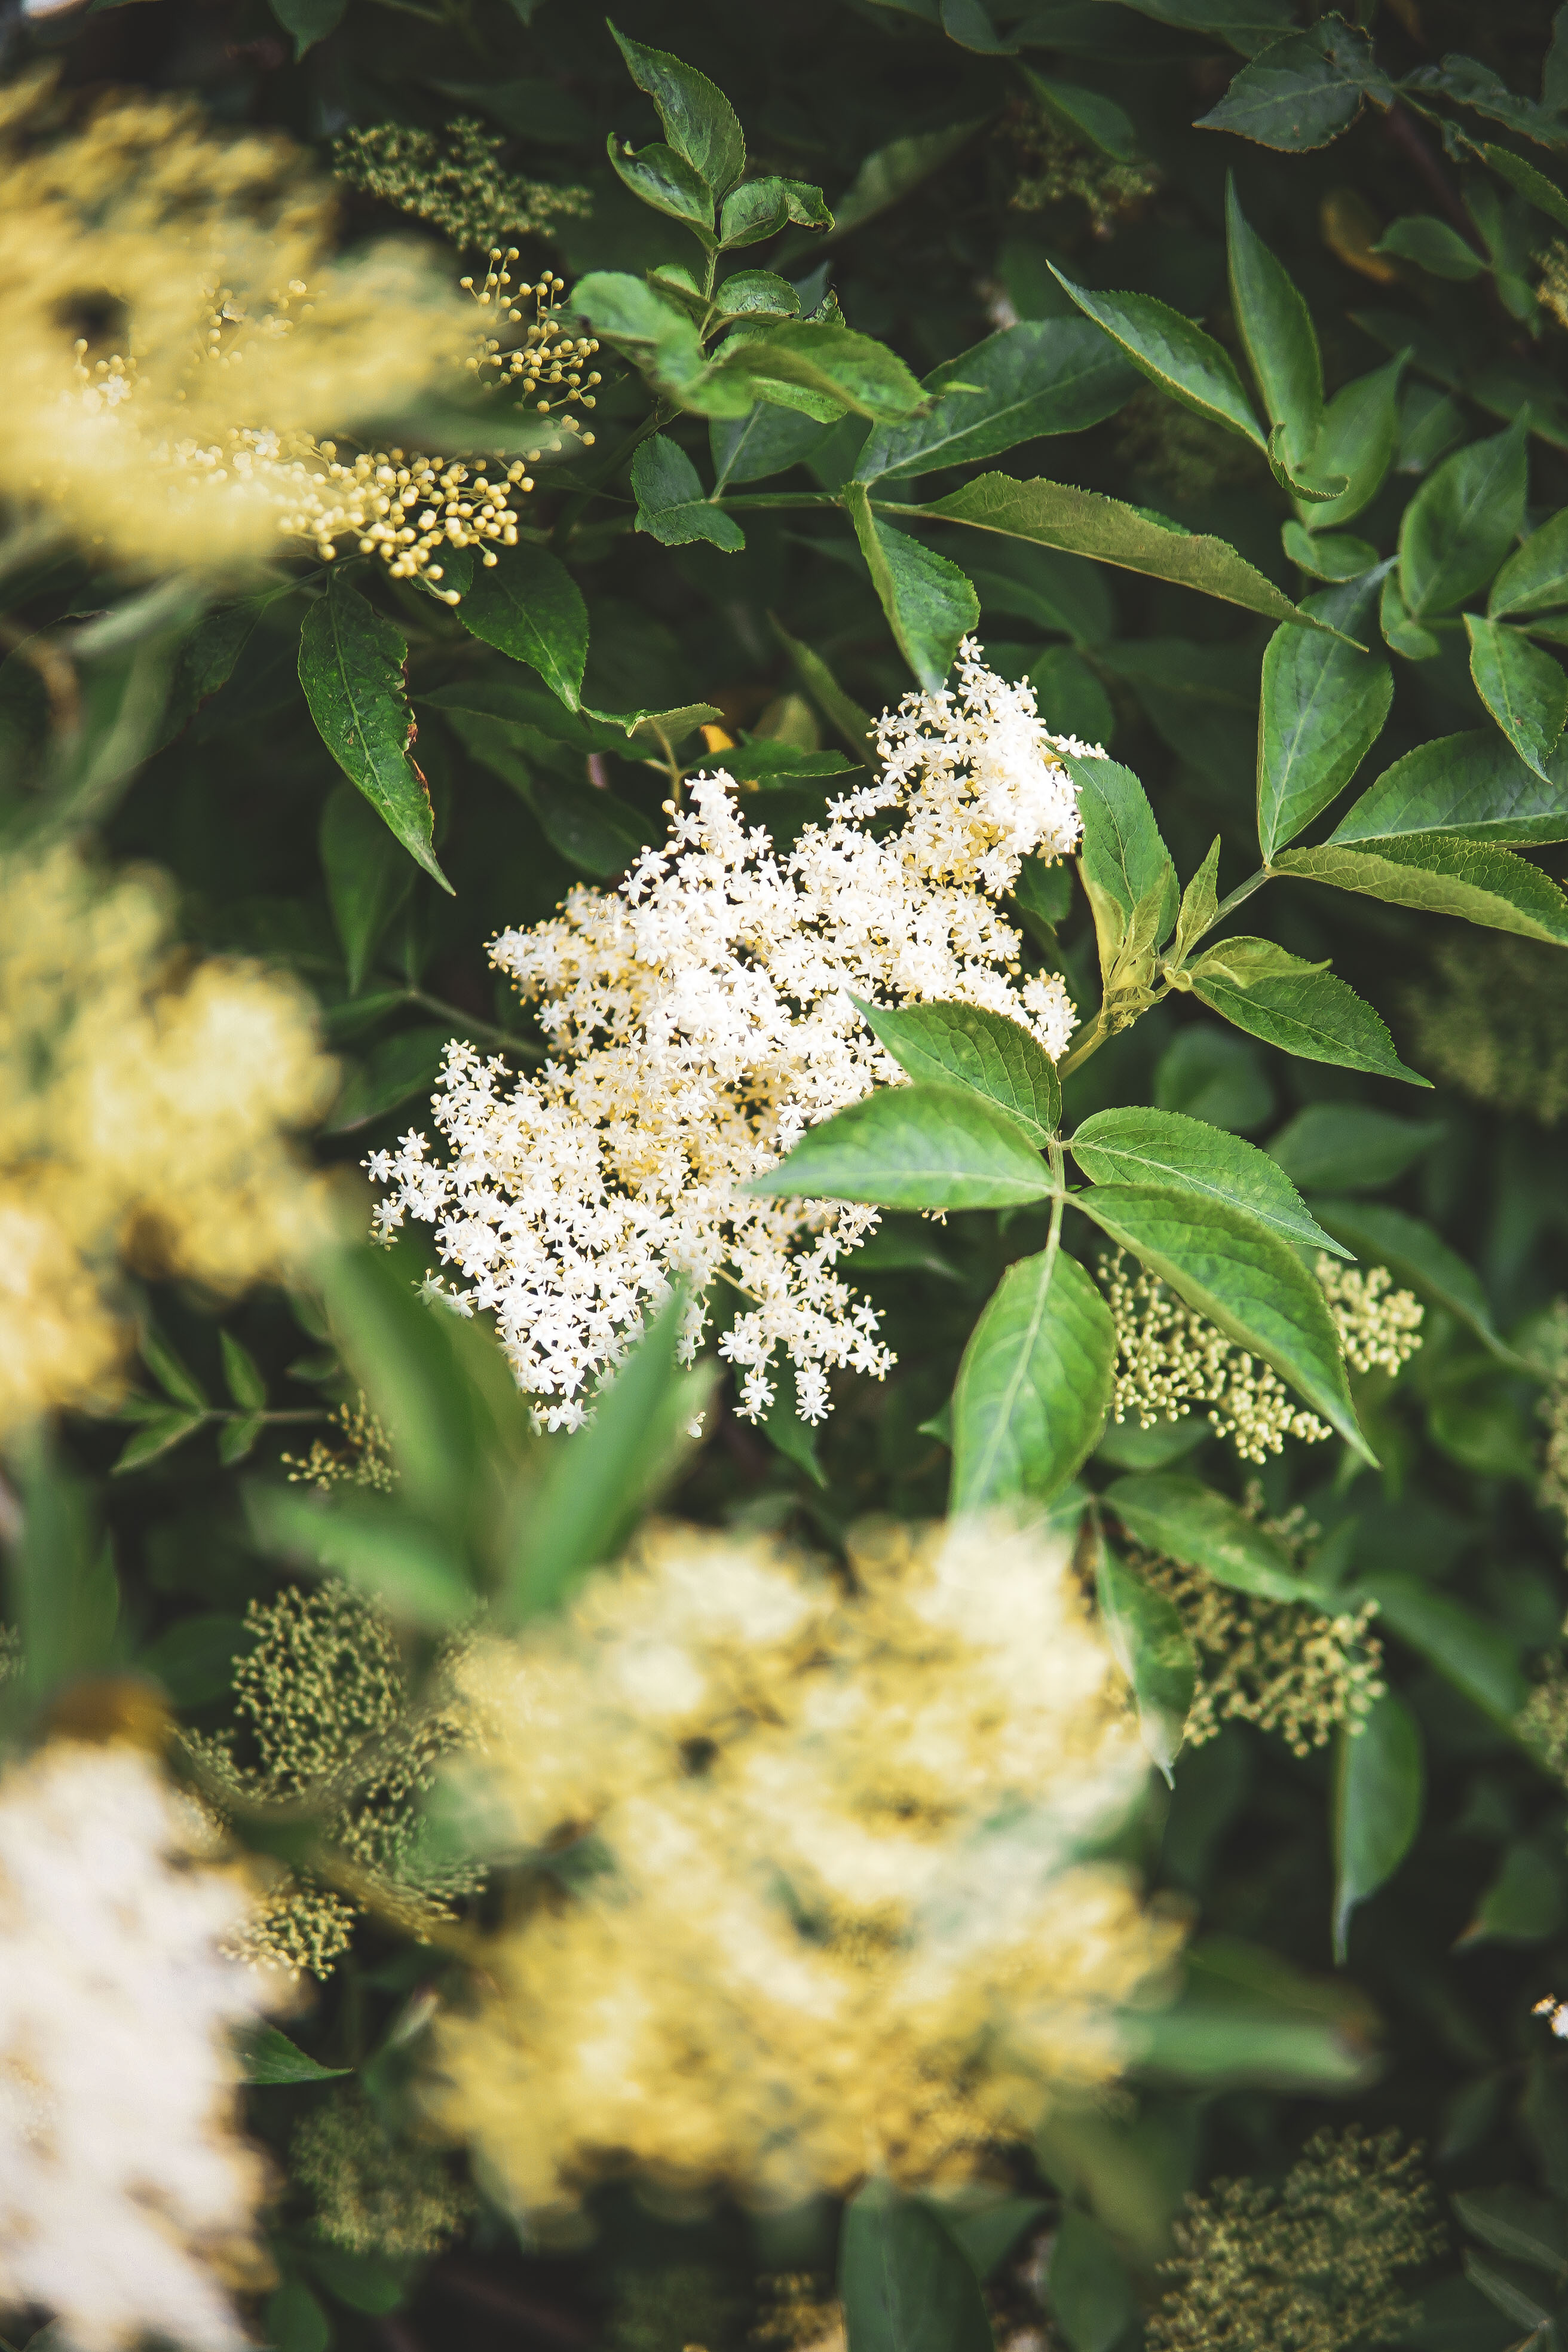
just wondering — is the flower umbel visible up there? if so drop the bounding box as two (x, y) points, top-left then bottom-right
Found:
(334, 118), (591, 256)
(427, 1514), (1177, 2222)
(372, 644), (1085, 1429)
(0, 1741), (277, 2351)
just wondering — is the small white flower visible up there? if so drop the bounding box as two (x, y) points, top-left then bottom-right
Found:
(372, 642), (1086, 1428)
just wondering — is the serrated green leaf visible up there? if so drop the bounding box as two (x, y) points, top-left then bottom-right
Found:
(140, 1326), (208, 1411)
(748, 1082), (1052, 1211)
(852, 995), (1062, 1144)
(771, 615), (878, 761)
(219, 1331), (267, 1410)
(1333, 1691), (1423, 1962)
(1379, 571), (1441, 661)
(1226, 175), (1322, 469)
(1257, 575), (1392, 859)
(1072, 1181), (1373, 1459)
(609, 20), (746, 198)
(1465, 615), (1568, 781)
(529, 772), (654, 880)
(1454, 2186), (1568, 2276)
(239, 2023), (351, 2085)
(713, 321), (926, 422)
(1188, 937), (1431, 1086)
(298, 579), (450, 890)
(1356, 1572), (1526, 1727)
(1194, 20), (1393, 150)
(950, 1246), (1115, 1511)
(1273, 834), (1568, 944)
(1111, 0), (1295, 56)
(1375, 214), (1487, 278)
(840, 2175), (996, 2352)
(217, 1413), (265, 1468)
(1398, 417), (1529, 620)
(1281, 524), (1379, 580)
(1307, 1198), (1525, 1364)
(1048, 267), (1265, 447)
(1069, 1105), (1349, 1257)
(1097, 1538), (1195, 1778)
(1066, 751), (1178, 959)
(1481, 141), (1568, 229)
(607, 134), (716, 240)
(455, 550), (589, 710)
(914, 473), (1336, 632)
(1490, 506), (1568, 619)
(1298, 355), (1405, 532)
(1328, 726), (1568, 847)
(1024, 69), (1139, 159)
(847, 485), (979, 688)
(629, 433), (745, 552)
(1103, 1472), (1311, 1601)
(853, 322), (1135, 484)
(719, 176), (833, 246)
(711, 401), (831, 489)
(1462, 2251), (1556, 2335)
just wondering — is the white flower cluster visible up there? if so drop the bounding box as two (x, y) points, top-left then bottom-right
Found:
(0, 1742), (274, 2352)
(372, 642), (1088, 1429)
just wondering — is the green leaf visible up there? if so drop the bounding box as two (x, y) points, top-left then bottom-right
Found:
(137, 1612), (246, 1706)
(324, 1025), (449, 1134)
(219, 1331), (267, 1411)
(4, 1437), (118, 1701)
(141, 1325), (208, 1411)
(840, 2175), (996, 2352)
(529, 772), (654, 880)
(299, 2246), (407, 2317)
(1457, 1839), (1568, 1950)
(1187, 937), (1431, 1087)
(1195, 20), (1394, 151)
(1272, 834), (1568, 945)
(1267, 1105), (1446, 1194)
(1489, 506), (1568, 618)
(825, 122), (983, 244)
(719, 176), (834, 246)
(847, 485), (979, 689)
(1048, 268), (1264, 448)
(568, 272), (709, 396)
(1298, 355), (1405, 532)
(711, 401), (830, 489)
(1071, 1183), (1373, 1459)
(112, 1410), (208, 1473)
(249, 1488), (476, 1630)
(853, 322), (1135, 484)
(238, 2023), (351, 2085)
(506, 1294), (708, 1624)
(319, 783), (413, 996)
(217, 1414), (265, 1468)
(1104, 1472), (1310, 1602)
(1067, 752), (1178, 975)
(1046, 2212), (1138, 2352)
(1226, 176), (1322, 468)
(1256, 577), (1392, 859)
(607, 136), (716, 241)
(317, 1244), (480, 1530)
(1355, 1572), (1526, 1728)
(747, 1082), (1052, 1211)
(761, 1355), (827, 1487)
(852, 995), (1062, 1144)
(1465, 616), (1568, 781)
(1453, 2186), (1568, 2274)
(1480, 141), (1568, 229)
(1379, 572), (1441, 662)
(629, 433), (745, 552)
(454, 550), (589, 711)
(1024, 69), (1140, 160)
(1281, 524), (1379, 580)
(265, 2280), (332, 2352)
(950, 1247), (1116, 1511)
(1096, 1538), (1195, 1778)
(1332, 1691), (1423, 1962)
(1069, 1107), (1349, 1258)
(1398, 418), (1529, 620)
(1307, 1198), (1525, 1364)
(1462, 2253), (1555, 2336)
(1375, 215), (1487, 278)
(714, 321), (927, 424)
(915, 473), (1336, 633)
(1328, 725), (1568, 847)
(298, 578), (450, 892)
(609, 21), (746, 199)
(1119, 1934), (1377, 2088)
(155, 595), (270, 754)
(267, 0), (343, 59)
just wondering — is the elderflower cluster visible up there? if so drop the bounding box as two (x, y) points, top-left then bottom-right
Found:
(0, 844), (336, 1437)
(188, 1584), (478, 1979)
(427, 1514), (1178, 2223)
(291, 2089), (474, 2259)
(283, 1392), (396, 1496)
(0, 78), (594, 582)
(1149, 2129), (1441, 2352)
(334, 118), (591, 256)
(1101, 1251), (1422, 1465)
(0, 1741), (277, 2352)
(372, 645), (1084, 1430)
(1005, 102), (1159, 233)
(1404, 933), (1568, 1128)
